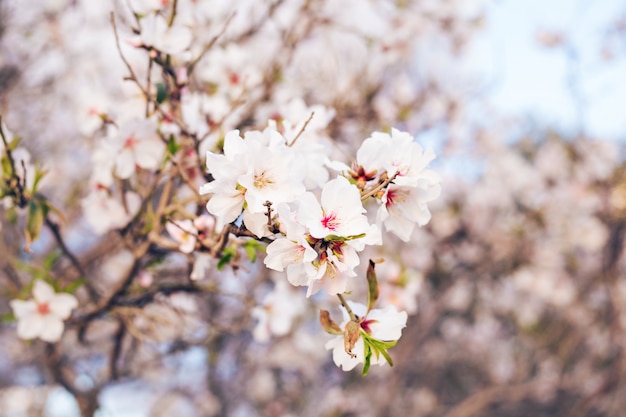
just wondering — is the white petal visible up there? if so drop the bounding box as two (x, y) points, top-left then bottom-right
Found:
(38, 315), (65, 342)
(16, 313), (44, 340)
(49, 293), (78, 319)
(115, 149), (136, 179)
(33, 280), (55, 303)
(10, 299), (36, 319)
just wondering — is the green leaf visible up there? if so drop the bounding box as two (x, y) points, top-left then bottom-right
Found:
(31, 166), (48, 193)
(2, 312), (16, 324)
(366, 335), (398, 351)
(361, 333), (398, 369)
(167, 134), (180, 156)
(366, 259), (379, 313)
(243, 240), (264, 263)
(217, 247), (236, 270)
(6, 205), (17, 224)
(362, 342), (372, 376)
(43, 251), (62, 271)
(156, 82), (167, 104)
(25, 199), (44, 251)
(1, 154), (12, 177)
(64, 278), (86, 294)
(8, 135), (21, 151)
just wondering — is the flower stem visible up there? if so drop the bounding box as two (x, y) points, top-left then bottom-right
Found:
(337, 293), (357, 321)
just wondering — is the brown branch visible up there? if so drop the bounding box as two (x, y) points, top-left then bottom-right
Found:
(45, 216), (100, 302)
(187, 12), (237, 76)
(287, 111), (315, 147)
(110, 12), (150, 100)
(360, 172), (398, 201)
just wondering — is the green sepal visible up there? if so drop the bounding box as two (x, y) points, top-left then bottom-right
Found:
(325, 233), (366, 242)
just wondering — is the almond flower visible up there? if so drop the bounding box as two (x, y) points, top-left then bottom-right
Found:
(166, 219), (197, 253)
(325, 301), (407, 372)
(10, 281), (78, 342)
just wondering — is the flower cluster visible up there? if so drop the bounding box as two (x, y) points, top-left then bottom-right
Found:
(200, 123), (440, 372)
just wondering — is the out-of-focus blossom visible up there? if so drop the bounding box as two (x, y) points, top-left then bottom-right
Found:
(110, 119), (165, 179)
(136, 13), (192, 57)
(251, 279), (305, 343)
(9, 281), (78, 342)
(82, 190), (142, 234)
(166, 219), (197, 253)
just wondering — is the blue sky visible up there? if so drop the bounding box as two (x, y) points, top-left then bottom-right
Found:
(476, 0), (626, 140)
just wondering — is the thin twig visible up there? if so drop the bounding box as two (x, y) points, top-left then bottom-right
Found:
(168, 0), (179, 27)
(110, 12), (150, 100)
(44, 217), (100, 302)
(287, 111), (315, 147)
(0, 115), (27, 206)
(360, 172), (398, 201)
(187, 12), (237, 76)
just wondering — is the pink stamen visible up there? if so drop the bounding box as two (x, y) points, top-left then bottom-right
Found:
(321, 212), (339, 231)
(386, 189), (396, 207)
(360, 318), (378, 335)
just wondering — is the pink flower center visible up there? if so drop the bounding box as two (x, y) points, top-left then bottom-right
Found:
(37, 302), (50, 315)
(124, 136), (137, 149)
(321, 212), (339, 231)
(385, 189), (396, 207)
(360, 318), (378, 335)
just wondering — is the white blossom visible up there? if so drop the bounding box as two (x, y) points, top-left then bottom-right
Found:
(10, 281), (78, 342)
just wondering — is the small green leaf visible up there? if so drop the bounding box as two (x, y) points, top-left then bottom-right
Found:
(243, 240), (264, 263)
(2, 312), (16, 324)
(6, 205), (17, 224)
(31, 166), (48, 193)
(43, 251), (62, 271)
(25, 199), (44, 251)
(361, 333), (398, 370)
(217, 247), (236, 270)
(64, 278), (86, 294)
(156, 82), (167, 104)
(366, 259), (379, 313)
(1, 154), (12, 177)
(8, 135), (21, 151)
(167, 134), (180, 156)
(362, 342), (372, 376)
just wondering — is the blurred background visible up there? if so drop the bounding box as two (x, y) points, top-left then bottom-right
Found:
(1, 0), (626, 416)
